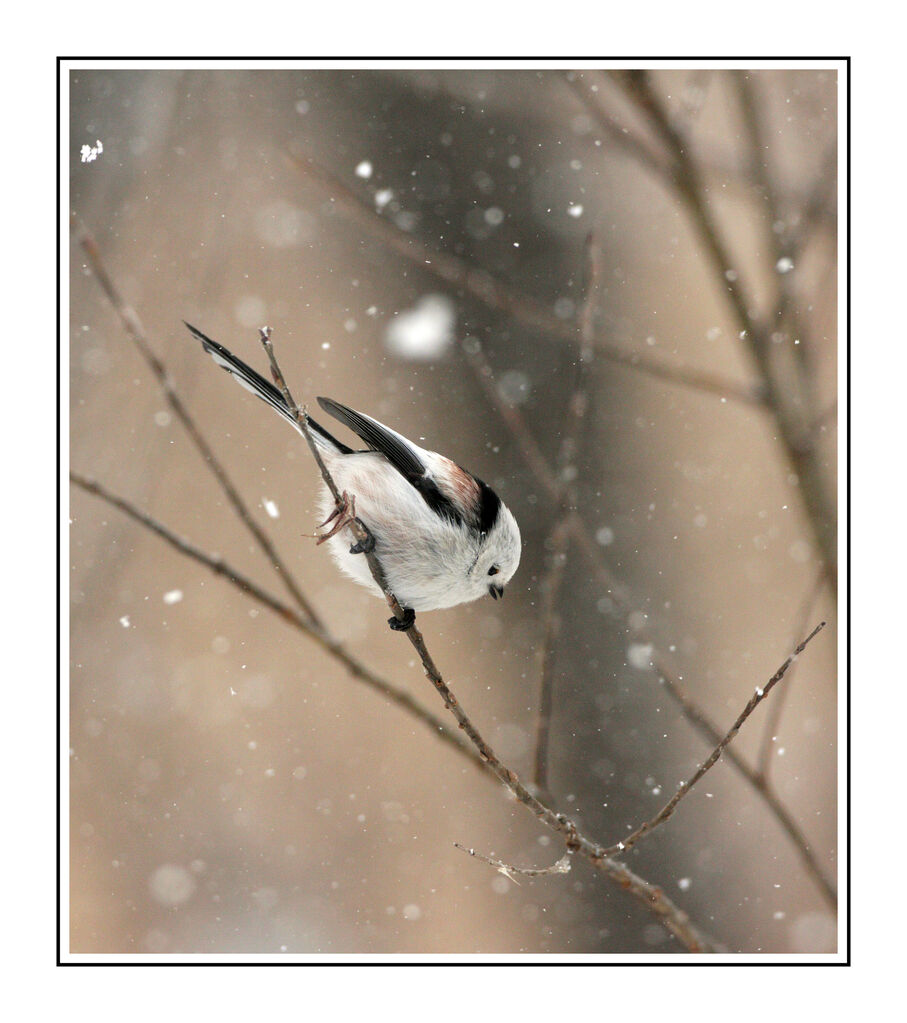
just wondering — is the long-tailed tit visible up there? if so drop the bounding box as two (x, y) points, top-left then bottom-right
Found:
(186, 324), (521, 629)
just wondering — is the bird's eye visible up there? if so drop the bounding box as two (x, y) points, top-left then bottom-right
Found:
(487, 566), (500, 577)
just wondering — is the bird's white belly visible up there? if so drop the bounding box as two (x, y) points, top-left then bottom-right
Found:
(316, 455), (482, 611)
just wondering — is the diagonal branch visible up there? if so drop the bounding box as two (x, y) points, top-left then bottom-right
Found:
(72, 217), (322, 628)
(653, 647), (837, 908)
(601, 621), (827, 858)
(70, 470), (480, 770)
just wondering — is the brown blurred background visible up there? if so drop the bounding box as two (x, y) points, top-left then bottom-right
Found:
(69, 66), (838, 955)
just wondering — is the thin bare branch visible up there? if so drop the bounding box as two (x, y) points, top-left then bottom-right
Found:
(590, 855), (724, 952)
(454, 843), (573, 882)
(72, 217), (323, 628)
(260, 324), (301, 416)
(757, 569), (829, 779)
(69, 470), (481, 770)
(601, 621), (827, 858)
(651, 647), (837, 908)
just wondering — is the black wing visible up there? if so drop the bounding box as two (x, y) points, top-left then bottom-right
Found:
(317, 397), (466, 526)
(317, 397), (425, 478)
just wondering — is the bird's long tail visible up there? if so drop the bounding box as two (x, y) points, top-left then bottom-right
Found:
(184, 322), (350, 453)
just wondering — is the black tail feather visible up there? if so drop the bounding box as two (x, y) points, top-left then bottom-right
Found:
(185, 322), (350, 452)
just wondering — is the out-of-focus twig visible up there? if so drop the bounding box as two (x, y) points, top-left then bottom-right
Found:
(72, 216), (323, 629)
(532, 516), (571, 795)
(734, 71), (819, 421)
(288, 150), (765, 409)
(533, 232), (599, 794)
(69, 470), (480, 768)
(613, 72), (837, 587)
(787, 142), (838, 261)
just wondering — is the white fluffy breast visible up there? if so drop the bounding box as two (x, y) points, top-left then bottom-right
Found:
(317, 451), (489, 611)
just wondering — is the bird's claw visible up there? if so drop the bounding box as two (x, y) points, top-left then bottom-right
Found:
(316, 491), (357, 544)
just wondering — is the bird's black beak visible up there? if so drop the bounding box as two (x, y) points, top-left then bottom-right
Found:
(488, 583), (504, 600)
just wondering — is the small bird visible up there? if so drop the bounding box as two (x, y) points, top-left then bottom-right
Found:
(186, 324), (521, 629)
